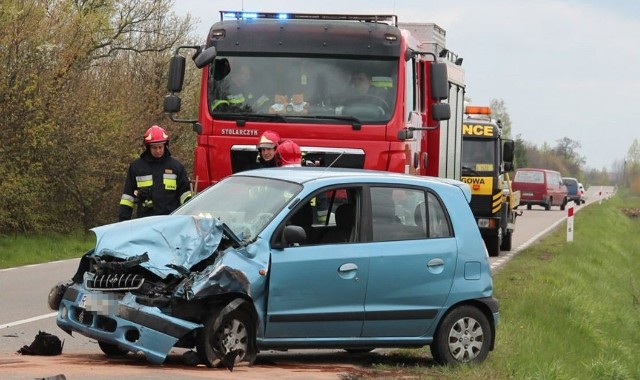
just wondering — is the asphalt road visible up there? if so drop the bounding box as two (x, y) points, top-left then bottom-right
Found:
(0, 186), (614, 379)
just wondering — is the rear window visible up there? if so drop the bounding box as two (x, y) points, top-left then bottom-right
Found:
(563, 178), (578, 192)
(514, 170), (544, 184)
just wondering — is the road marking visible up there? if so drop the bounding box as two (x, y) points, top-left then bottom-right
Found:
(0, 312), (58, 329)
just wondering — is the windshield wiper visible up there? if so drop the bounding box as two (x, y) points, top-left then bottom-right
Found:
(462, 166), (479, 176)
(290, 115), (362, 124)
(220, 222), (247, 247)
(213, 113), (288, 123)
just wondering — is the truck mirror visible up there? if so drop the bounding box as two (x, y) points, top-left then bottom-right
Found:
(397, 129), (414, 140)
(504, 162), (514, 172)
(430, 62), (449, 100)
(503, 139), (515, 163)
(167, 55), (186, 93)
(163, 94), (182, 113)
(431, 103), (451, 121)
(194, 46), (217, 69)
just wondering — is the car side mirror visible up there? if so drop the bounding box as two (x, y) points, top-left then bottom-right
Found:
(282, 225), (306, 246)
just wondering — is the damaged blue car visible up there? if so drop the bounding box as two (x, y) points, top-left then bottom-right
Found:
(50, 167), (498, 368)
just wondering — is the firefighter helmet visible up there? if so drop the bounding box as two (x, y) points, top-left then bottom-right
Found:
(143, 125), (169, 145)
(276, 139), (302, 167)
(257, 130), (281, 149)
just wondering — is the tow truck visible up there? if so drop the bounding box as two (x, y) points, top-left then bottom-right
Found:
(461, 105), (519, 257)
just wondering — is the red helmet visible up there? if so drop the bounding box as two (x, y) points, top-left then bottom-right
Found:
(144, 125), (169, 145)
(257, 130), (281, 149)
(276, 139), (302, 167)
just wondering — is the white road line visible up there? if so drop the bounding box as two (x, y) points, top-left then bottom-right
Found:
(0, 312), (58, 330)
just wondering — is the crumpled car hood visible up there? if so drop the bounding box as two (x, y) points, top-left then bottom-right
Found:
(91, 215), (224, 279)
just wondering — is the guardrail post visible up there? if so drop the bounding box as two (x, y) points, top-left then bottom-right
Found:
(567, 201), (574, 242)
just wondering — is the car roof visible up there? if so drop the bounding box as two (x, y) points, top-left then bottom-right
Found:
(233, 167), (472, 200)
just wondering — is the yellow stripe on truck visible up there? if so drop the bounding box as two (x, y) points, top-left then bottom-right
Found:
(461, 176), (494, 196)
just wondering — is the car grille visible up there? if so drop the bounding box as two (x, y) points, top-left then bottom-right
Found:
(86, 274), (145, 291)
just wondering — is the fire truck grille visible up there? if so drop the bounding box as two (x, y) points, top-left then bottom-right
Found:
(86, 274), (145, 291)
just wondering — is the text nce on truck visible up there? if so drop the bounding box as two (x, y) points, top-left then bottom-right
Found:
(461, 106), (519, 257)
(164, 11), (466, 189)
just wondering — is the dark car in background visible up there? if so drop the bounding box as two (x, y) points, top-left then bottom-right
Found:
(562, 177), (582, 205)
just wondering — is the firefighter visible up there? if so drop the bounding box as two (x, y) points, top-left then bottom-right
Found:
(256, 130), (281, 168)
(276, 139), (303, 167)
(118, 125), (192, 221)
(212, 61), (270, 112)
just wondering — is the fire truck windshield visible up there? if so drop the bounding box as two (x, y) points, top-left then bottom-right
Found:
(207, 56), (397, 123)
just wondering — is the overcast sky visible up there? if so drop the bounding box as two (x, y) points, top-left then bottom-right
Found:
(172, 0), (640, 170)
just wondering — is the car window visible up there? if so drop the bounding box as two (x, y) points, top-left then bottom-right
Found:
(371, 187), (451, 242)
(283, 186), (361, 246)
(175, 175), (302, 240)
(514, 170), (544, 183)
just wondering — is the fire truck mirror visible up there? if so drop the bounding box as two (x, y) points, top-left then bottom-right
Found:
(430, 63), (449, 100)
(163, 94), (181, 113)
(503, 140), (515, 163)
(167, 55), (186, 93)
(194, 46), (217, 69)
(397, 130), (413, 140)
(431, 103), (451, 121)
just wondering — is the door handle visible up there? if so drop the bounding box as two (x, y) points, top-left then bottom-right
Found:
(339, 263), (358, 272)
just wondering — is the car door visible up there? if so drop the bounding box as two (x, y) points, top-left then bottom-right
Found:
(362, 186), (457, 337)
(265, 187), (369, 339)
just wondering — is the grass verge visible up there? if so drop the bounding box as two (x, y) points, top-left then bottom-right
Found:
(0, 232), (93, 269)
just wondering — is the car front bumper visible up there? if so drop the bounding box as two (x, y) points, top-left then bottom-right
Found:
(56, 285), (201, 364)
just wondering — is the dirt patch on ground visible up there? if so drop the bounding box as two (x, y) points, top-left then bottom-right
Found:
(620, 207), (640, 218)
(0, 352), (358, 380)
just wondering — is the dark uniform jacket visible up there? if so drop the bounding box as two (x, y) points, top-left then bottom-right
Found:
(118, 148), (192, 221)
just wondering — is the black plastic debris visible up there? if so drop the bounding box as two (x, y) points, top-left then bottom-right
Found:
(36, 375), (66, 380)
(17, 331), (64, 356)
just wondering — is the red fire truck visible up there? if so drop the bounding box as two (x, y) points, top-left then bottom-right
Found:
(164, 11), (465, 190)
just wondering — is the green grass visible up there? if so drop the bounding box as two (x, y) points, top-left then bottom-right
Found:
(1, 193), (639, 379)
(0, 232), (93, 269)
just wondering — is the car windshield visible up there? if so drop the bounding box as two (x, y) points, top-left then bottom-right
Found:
(208, 56), (398, 123)
(174, 176), (303, 240)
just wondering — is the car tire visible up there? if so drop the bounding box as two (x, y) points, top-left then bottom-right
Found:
(196, 307), (256, 368)
(98, 341), (129, 357)
(500, 229), (512, 251)
(527, 204), (532, 210)
(430, 305), (492, 365)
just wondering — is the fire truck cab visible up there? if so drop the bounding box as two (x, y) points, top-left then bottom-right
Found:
(164, 11), (465, 190)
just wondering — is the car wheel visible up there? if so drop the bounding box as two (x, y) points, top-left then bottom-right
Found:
(526, 204), (532, 210)
(98, 341), (129, 356)
(485, 236), (500, 257)
(500, 229), (512, 251)
(431, 305), (492, 365)
(196, 307), (256, 368)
